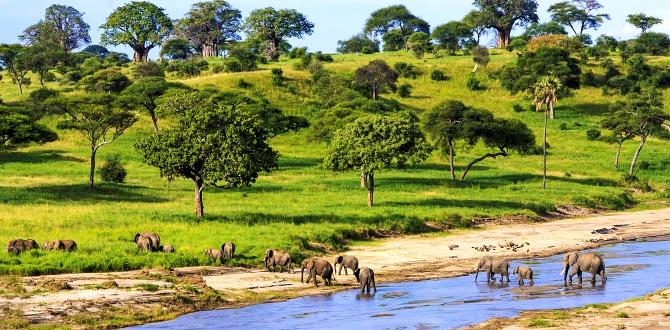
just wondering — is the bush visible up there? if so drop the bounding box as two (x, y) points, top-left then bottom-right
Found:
(466, 74), (484, 91)
(394, 62), (419, 79)
(638, 160), (651, 170)
(619, 174), (652, 192)
(397, 83), (412, 98)
(559, 122), (568, 130)
(271, 68), (284, 86)
(99, 155), (127, 183)
(80, 68), (131, 93)
(288, 47), (307, 59)
(314, 52), (334, 62)
(30, 88), (59, 103)
(512, 104), (526, 113)
(165, 59), (208, 78)
(237, 79), (252, 89)
(586, 129), (601, 140)
(221, 58), (242, 72)
(133, 61), (164, 79)
(43, 72), (57, 83)
(65, 70), (83, 83)
(430, 70), (448, 81)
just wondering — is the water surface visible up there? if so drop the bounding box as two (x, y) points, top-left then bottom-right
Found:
(133, 240), (670, 329)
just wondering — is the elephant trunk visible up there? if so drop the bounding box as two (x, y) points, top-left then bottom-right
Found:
(301, 267), (305, 282)
(475, 268), (480, 282)
(561, 265), (569, 282)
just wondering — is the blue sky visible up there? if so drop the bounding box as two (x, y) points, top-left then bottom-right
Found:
(2, 0), (670, 58)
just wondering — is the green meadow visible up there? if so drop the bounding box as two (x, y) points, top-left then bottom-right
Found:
(0, 51), (668, 275)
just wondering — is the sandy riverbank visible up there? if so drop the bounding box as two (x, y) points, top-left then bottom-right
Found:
(1, 207), (670, 328)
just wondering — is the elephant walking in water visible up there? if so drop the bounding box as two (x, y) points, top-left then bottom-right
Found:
(354, 267), (376, 294)
(562, 252), (606, 285)
(475, 256), (510, 283)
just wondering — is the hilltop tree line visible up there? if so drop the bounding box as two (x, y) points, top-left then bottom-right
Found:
(1, 0), (669, 218)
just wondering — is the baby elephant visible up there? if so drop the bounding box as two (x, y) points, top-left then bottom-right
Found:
(42, 240), (77, 252)
(160, 245), (175, 253)
(301, 258), (334, 287)
(134, 232), (161, 252)
(513, 266), (534, 285)
(206, 248), (223, 263)
(354, 267), (376, 294)
(221, 242), (235, 259)
(265, 249), (294, 273)
(7, 239), (39, 255)
(334, 255), (358, 275)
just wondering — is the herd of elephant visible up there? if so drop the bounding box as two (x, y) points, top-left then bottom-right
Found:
(6, 234), (605, 292)
(475, 252), (607, 285)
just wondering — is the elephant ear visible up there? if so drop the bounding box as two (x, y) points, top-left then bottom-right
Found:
(134, 233), (141, 243)
(267, 250), (273, 258)
(56, 241), (64, 250)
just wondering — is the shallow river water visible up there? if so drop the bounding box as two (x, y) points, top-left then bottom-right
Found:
(132, 240), (670, 329)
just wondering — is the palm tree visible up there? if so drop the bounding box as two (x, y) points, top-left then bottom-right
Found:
(532, 77), (562, 189)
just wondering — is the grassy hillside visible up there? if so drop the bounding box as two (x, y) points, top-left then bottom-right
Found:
(0, 50), (668, 275)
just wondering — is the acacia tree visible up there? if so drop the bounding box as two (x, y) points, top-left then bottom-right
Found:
(354, 60), (398, 100)
(23, 43), (67, 86)
(0, 105), (57, 152)
(532, 77), (562, 189)
(244, 7), (314, 61)
(406, 32), (431, 58)
(135, 91), (278, 219)
(324, 112), (432, 207)
(473, 0), (539, 48)
(431, 21), (474, 55)
(463, 10), (489, 44)
(548, 0), (609, 37)
(20, 4), (91, 51)
(101, 1), (173, 62)
(176, 0), (242, 58)
(119, 77), (188, 133)
(461, 117), (535, 180)
(627, 13), (663, 34)
(609, 93), (670, 175)
(0, 44), (31, 95)
(49, 94), (137, 188)
(602, 111), (636, 168)
(364, 5), (430, 49)
(423, 100), (469, 180)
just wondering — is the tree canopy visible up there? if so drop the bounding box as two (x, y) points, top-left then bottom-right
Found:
(364, 5), (430, 38)
(337, 34), (380, 54)
(176, 0), (242, 58)
(432, 21), (474, 55)
(100, 1), (173, 62)
(160, 38), (195, 60)
(244, 7), (314, 61)
(20, 4), (91, 51)
(354, 60), (399, 100)
(0, 105), (57, 152)
(548, 0), (609, 37)
(472, 0), (539, 47)
(324, 112), (432, 207)
(135, 91), (279, 218)
(627, 13), (663, 33)
(119, 77), (188, 133)
(0, 44), (31, 95)
(498, 47), (580, 94)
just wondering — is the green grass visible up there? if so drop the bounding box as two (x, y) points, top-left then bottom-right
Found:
(526, 317), (554, 328)
(0, 50), (669, 275)
(615, 312), (630, 318)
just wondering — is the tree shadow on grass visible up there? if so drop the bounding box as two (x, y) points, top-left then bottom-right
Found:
(277, 156), (322, 170)
(382, 198), (552, 214)
(558, 103), (612, 118)
(489, 173), (618, 187)
(0, 183), (167, 205)
(0, 150), (84, 164)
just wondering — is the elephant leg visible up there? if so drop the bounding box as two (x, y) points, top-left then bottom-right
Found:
(344, 267), (348, 275)
(577, 271), (583, 285)
(591, 273), (596, 285)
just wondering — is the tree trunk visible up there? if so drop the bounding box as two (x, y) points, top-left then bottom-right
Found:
(89, 146), (97, 189)
(372, 88), (377, 100)
(149, 109), (159, 133)
(549, 100), (555, 120)
(194, 178), (204, 220)
(366, 172), (374, 207)
(629, 136), (647, 175)
(202, 43), (217, 58)
(448, 141), (456, 180)
(496, 28), (511, 48)
(461, 151), (507, 181)
(614, 142), (623, 168)
(18, 81), (23, 95)
(133, 48), (149, 63)
(360, 167), (367, 188)
(543, 104), (548, 189)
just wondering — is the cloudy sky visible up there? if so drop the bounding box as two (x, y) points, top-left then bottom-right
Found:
(1, 0), (670, 58)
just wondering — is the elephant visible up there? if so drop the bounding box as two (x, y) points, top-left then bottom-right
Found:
(136, 236), (152, 251)
(513, 266), (534, 285)
(264, 249), (293, 273)
(301, 258), (334, 287)
(354, 267), (376, 294)
(561, 252), (606, 285)
(206, 249), (222, 263)
(7, 239), (39, 255)
(334, 255), (358, 275)
(221, 242), (235, 259)
(160, 245), (175, 253)
(134, 232), (160, 252)
(474, 256), (510, 283)
(42, 240), (77, 252)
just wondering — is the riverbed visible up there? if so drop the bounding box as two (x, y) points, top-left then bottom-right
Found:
(133, 239), (670, 329)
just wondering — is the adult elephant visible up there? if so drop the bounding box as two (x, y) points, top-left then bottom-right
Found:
(135, 232), (160, 252)
(7, 239), (39, 255)
(474, 256), (510, 283)
(264, 249), (293, 273)
(561, 252), (606, 285)
(301, 258), (334, 287)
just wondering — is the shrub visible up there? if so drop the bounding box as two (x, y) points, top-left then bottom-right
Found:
(133, 61), (164, 79)
(43, 72), (57, 83)
(237, 79), (252, 89)
(619, 174), (653, 192)
(586, 129), (601, 140)
(221, 58), (242, 72)
(288, 47), (307, 59)
(65, 70), (83, 83)
(435, 214), (472, 229)
(80, 68), (131, 93)
(165, 59), (208, 78)
(30, 88), (59, 103)
(99, 154), (127, 183)
(615, 312), (629, 318)
(211, 63), (225, 73)
(397, 83), (412, 98)
(638, 160), (651, 170)
(271, 68), (284, 86)
(512, 104), (526, 113)
(314, 52), (334, 62)
(466, 74), (484, 91)
(430, 70), (448, 81)
(394, 62), (419, 79)
(559, 122), (568, 130)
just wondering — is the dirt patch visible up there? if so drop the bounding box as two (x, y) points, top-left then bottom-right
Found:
(1, 207), (670, 328)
